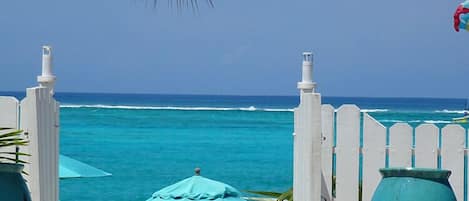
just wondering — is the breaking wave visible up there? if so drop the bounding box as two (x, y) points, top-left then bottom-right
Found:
(434, 109), (468, 114)
(380, 119), (452, 124)
(360, 109), (389, 113)
(60, 104), (294, 112)
(61, 104), (391, 113)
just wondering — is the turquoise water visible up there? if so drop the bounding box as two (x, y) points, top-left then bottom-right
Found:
(2, 92), (468, 201)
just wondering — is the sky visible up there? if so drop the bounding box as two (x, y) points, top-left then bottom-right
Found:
(0, 0), (468, 98)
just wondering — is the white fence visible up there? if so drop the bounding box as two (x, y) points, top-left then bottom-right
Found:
(320, 105), (466, 201)
(293, 52), (468, 201)
(0, 46), (59, 201)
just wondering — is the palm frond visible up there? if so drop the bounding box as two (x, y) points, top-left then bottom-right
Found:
(0, 152), (31, 156)
(0, 157), (29, 164)
(0, 129), (29, 164)
(0, 130), (23, 138)
(277, 188), (293, 201)
(246, 190), (282, 198)
(144, 0), (214, 13)
(247, 188), (293, 201)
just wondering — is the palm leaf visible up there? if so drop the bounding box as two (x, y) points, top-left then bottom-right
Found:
(246, 190), (283, 198)
(247, 188), (293, 201)
(0, 152), (31, 156)
(0, 129), (29, 164)
(0, 141), (29, 147)
(0, 157), (29, 164)
(277, 188), (293, 201)
(0, 130), (23, 138)
(147, 0), (214, 13)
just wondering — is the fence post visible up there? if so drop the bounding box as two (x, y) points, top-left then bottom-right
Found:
(20, 45), (59, 201)
(294, 52), (322, 201)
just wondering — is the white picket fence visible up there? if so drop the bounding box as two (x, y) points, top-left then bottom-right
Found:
(0, 46), (59, 201)
(293, 52), (468, 201)
(320, 105), (466, 201)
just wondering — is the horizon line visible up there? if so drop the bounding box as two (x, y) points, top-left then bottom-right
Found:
(0, 90), (467, 100)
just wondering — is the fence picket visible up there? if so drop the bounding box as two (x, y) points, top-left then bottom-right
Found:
(0, 97), (19, 129)
(389, 123), (412, 167)
(362, 114), (386, 201)
(441, 125), (465, 201)
(0, 97), (20, 164)
(321, 104), (334, 196)
(335, 105), (360, 201)
(415, 124), (438, 168)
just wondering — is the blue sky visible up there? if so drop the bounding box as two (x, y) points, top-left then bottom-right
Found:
(0, 0), (468, 97)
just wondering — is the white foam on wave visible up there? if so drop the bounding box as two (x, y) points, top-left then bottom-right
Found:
(379, 119), (404, 123)
(379, 119), (452, 124)
(61, 104), (386, 113)
(60, 104), (294, 112)
(423, 120), (452, 124)
(360, 109), (389, 113)
(333, 108), (389, 112)
(434, 109), (468, 114)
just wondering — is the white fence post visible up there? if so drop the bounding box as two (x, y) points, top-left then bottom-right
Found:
(20, 46), (59, 201)
(294, 52), (323, 201)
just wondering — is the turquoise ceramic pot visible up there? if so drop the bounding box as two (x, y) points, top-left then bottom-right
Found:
(0, 163), (31, 201)
(371, 168), (456, 201)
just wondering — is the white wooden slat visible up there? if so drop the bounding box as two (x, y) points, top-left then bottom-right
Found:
(335, 105), (360, 201)
(0, 97), (20, 160)
(20, 88), (39, 199)
(0, 96), (19, 129)
(362, 114), (386, 201)
(20, 87), (60, 201)
(321, 104), (334, 196)
(441, 125), (465, 201)
(389, 123), (412, 167)
(415, 124), (438, 168)
(293, 93), (322, 201)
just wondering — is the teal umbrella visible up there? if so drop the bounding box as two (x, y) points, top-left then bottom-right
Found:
(59, 155), (111, 179)
(146, 168), (246, 201)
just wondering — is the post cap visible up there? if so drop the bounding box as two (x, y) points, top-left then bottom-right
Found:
(303, 52), (313, 62)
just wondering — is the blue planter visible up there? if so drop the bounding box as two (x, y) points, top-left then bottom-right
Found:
(371, 168), (456, 201)
(0, 163), (31, 201)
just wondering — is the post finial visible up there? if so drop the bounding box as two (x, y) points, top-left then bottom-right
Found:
(297, 51), (316, 92)
(37, 45), (56, 95)
(194, 167), (201, 176)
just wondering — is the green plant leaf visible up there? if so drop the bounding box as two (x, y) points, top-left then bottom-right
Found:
(246, 190), (282, 198)
(277, 188), (293, 201)
(0, 152), (31, 156)
(246, 188), (293, 201)
(0, 156), (29, 164)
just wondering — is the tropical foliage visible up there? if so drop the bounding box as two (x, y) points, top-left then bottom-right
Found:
(0, 128), (29, 165)
(247, 188), (292, 201)
(146, 0), (214, 11)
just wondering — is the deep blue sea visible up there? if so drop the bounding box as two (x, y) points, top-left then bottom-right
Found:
(1, 92), (468, 201)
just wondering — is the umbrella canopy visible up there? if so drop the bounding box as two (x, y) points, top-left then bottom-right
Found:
(59, 155), (111, 179)
(146, 169), (246, 201)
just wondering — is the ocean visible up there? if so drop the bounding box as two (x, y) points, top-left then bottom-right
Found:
(1, 92), (468, 201)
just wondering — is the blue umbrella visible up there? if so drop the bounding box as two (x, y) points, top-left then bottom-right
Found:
(146, 168), (246, 201)
(59, 155), (111, 179)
